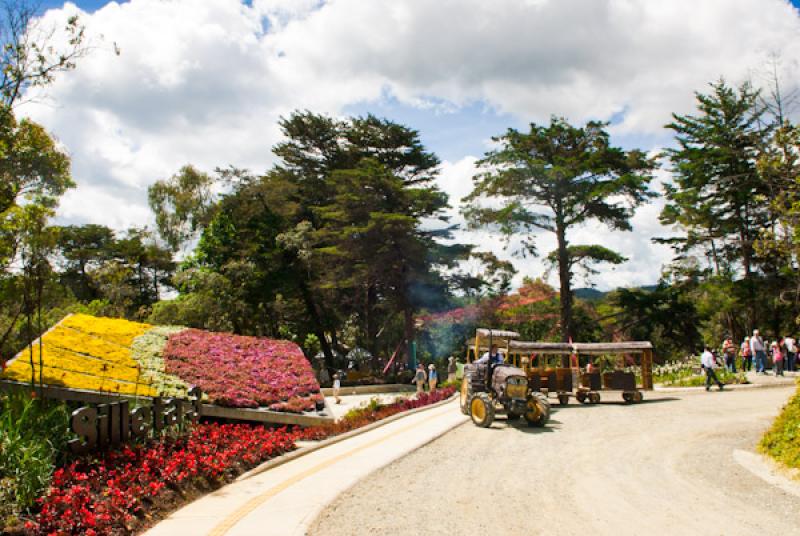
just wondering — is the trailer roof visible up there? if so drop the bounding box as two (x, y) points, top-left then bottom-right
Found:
(509, 340), (653, 354)
(475, 328), (521, 339)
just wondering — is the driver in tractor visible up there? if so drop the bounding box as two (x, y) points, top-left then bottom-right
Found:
(476, 343), (505, 365)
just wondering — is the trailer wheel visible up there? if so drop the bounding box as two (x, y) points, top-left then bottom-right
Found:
(576, 391), (588, 404)
(633, 391), (643, 403)
(589, 392), (601, 404)
(459, 377), (471, 415)
(558, 393), (569, 406)
(469, 394), (495, 428)
(524, 395), (550, 427)
(622, 392), (633, 404)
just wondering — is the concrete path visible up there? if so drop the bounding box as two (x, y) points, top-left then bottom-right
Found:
(144, 399), (467, 536)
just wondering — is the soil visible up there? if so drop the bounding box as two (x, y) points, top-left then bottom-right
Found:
(309, 385), (799, 536)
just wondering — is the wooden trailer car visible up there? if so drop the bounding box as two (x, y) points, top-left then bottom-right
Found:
(506, 341), (654, 404)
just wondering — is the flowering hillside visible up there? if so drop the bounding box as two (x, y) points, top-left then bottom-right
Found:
(1, 314), (156, 397)
(163, 329), (322, 411)
(0, 314), (321, 412)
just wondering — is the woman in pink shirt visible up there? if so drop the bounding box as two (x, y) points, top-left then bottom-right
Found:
(772, 341), (784, 376)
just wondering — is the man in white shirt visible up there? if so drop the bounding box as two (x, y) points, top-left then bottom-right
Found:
(750, 329), (767, 374)
(784, 336), (796, 373)
(701, 346), (724, 391)
(476, 344), (505, 365)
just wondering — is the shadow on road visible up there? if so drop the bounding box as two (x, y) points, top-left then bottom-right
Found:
(548, 396), (681, 410)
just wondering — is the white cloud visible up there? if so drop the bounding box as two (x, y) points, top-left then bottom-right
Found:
(437, 156), (676, 290)
(16, 0), (800, 285)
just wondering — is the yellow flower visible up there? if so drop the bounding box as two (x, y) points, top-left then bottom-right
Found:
(2, 314), (157, 397)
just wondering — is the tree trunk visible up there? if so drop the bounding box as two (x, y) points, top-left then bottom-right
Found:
(556, 222), (573, 366)
(404, 306), (415, 366)
(298, 278), (335, 371)
(365, 282), (378, 356)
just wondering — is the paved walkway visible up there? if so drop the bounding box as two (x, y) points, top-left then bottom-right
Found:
(143, 399), (467, 536)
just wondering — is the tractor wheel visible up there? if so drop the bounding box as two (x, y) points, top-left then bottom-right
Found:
(535, 393), (551, 416)
(459, 377), (471, 415)
(589, 392), (601, 404)
(633, 391), (644, 403)
(525, 394), (550, 427)
(558, 393), (569, 406)
(469, 394), (495, 428)
(622, 392), (633, 404)
(576, 391), (588, 404)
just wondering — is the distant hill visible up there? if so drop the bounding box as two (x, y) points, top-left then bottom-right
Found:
(574, 285), (658, 301)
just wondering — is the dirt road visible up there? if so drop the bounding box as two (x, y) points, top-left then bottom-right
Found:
(309, 385), (798, 536)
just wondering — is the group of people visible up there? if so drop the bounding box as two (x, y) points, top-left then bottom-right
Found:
(704, 329), (796, 391)
(721, 330), (797, 376)
(413, 356), (459, 393)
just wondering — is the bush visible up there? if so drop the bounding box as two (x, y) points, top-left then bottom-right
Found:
(0, 392), (70, 528)
(759, 381), (800, 470)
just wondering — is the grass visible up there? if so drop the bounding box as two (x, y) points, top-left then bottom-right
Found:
(759, 380), (800, 472)
(0, 391), (70, 530)
(661, 369), (749, 387)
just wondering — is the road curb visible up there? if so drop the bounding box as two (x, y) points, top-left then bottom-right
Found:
(655, 379), (797, 393)
(733, 449), (800, 498)
(238, 393), (459, 481)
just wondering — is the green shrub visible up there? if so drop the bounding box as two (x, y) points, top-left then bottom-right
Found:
(759, 382), (800, 471)
(0, 392), (70, 526)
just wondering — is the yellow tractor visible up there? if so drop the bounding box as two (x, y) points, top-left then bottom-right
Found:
(460, 329), (550, 428)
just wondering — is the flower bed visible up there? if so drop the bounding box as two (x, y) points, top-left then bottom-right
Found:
(162, 329), (322, 410)
(1, 315), (157, 397)
(299, 387), (456, 440)
(20, 388), (454, 534)
(27, 423), (298, 536)
(130, 325), (192, 399)
(1, 314), (322, 412)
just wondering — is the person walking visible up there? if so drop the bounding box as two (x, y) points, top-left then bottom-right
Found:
(740, 337), (752, 372)
(447, 356), (457, 383)
(750, 330), (767, 374)
(701, 346), (724, 391)
(428, 364), (438, 391)
(784, 335), (796, 373)
(772, 341), (785, 376)
(332, 373), (342, 405)
(722, 337), (737, 372)
(414, 364), (426, 393)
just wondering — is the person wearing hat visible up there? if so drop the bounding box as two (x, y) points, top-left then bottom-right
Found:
(447, 356), (457, 383)
(428, 364), (438, 391)
(414, 363), (427, 393)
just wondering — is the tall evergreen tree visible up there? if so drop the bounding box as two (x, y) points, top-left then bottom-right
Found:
(661, 80), (769, 279)
(463, 117), (654, 342)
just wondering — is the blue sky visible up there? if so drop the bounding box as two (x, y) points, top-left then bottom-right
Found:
(22, 0), (800, 290)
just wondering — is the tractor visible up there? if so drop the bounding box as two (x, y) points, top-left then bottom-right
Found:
(460, 361), (550, 428)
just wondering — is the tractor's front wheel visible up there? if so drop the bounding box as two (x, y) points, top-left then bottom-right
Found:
(469, 393), (495, 428)
(524, 393), (550, 427)
(459, 377), (471, 415)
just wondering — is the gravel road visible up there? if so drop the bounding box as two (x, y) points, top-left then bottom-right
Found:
(309, 385), (798, 536)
